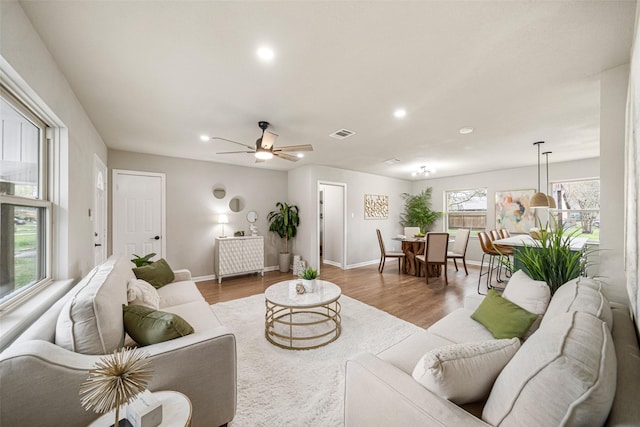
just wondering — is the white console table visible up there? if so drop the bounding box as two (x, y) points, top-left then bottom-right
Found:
(215, 236), (264, 283)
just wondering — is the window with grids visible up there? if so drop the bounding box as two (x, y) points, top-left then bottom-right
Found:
(550, 179), (600, 242)
(0, 88), (51, 305)
(445, 188), (487, 235)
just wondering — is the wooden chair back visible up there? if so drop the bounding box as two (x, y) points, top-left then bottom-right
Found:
(376, 229), (386, 255)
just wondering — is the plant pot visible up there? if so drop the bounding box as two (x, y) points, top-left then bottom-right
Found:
(279, 252), (291, 273)
(301, 279), (317, 293)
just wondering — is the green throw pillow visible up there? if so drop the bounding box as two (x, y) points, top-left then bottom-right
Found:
(471, 289), (538, 339)
(123, 304), (194, 346)
(132, 258), (175, 288)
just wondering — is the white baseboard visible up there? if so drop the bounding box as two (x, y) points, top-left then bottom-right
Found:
(345, 259), (380, 269)
(193, 265), (280, 283)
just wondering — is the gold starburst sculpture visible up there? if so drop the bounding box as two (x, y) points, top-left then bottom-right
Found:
(80, 347), (154, 426)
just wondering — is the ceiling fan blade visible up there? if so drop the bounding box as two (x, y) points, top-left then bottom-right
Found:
(260, 130), (278, 149)
(211, 137), (254, 151)
(255, 158), (266, 163)
(216, 150), (255, 154)
(273, 152), (299, 162)
(274, 144), (314, 152)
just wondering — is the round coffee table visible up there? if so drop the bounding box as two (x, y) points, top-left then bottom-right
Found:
(265, 280), (341, 350)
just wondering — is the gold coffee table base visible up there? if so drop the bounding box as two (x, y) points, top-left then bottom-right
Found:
(265, 299), (341, 350)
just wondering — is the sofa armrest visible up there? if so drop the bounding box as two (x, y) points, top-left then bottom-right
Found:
(172, 269), (192, 282)
(345, 353), (490, 426)
(464, 293), (485, 311)
(1, 327), (236, 427)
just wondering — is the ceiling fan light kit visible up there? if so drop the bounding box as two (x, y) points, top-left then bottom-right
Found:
(215, 121), (313, 162)
(531, 141), (550, 209)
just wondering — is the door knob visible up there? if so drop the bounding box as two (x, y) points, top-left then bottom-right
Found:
(151, 236), (160, 240)
(94, 243), (102, 247)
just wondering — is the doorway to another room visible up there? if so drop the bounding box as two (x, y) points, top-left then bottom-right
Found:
(317, 181), (346, 272)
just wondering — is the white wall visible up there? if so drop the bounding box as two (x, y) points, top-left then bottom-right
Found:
(599, 64), (630, 304)
(108, 150), (288, 277)
(289, 165), (412, 271)
(0, 1), (107, 280)
(412, 157), (601, 267)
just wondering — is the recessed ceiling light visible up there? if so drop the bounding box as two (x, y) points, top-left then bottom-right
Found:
(394, 109), (407, 119)
(257, 46), (275, 62)
(459, 127), (474, 134)
(297, 153), (304, 158)
(200, 135), (210, 141)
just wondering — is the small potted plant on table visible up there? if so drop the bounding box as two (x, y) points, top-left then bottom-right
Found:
(299, 267), (318, 293)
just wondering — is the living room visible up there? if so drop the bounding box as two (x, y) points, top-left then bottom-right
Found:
(1, 1), (639, 426)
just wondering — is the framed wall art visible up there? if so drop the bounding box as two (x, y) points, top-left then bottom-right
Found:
(364, 194), (389, 219)
(495, 189), (536, 233)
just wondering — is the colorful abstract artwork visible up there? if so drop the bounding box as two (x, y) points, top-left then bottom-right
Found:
(495, 189), (536, 233)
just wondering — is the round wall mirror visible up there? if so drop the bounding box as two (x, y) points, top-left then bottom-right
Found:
(212, 186), (226, 199)
(247, 211), (258, 223)
(229, 196), (245, 213)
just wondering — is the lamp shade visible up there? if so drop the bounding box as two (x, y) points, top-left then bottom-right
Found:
(530, 191), (549, 208)
(218, 214), (229, 224)
(546, 195), (557, 209)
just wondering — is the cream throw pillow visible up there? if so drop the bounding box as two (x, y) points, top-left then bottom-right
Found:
(412, 338), (521, 404)
(127, 278), (160, 310)
(502, 270), (551, 315)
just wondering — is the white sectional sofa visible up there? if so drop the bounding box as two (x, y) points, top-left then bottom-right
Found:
(345, 274), (640, 426)
(0, 256), (236, 427)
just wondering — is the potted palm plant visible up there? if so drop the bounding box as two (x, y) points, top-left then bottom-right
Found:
(268, 202), (300, 272)
(505, 219), (593, 295)
(399, 188), (442, 234)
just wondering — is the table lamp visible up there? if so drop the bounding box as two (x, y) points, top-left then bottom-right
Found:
(218, 214), (229, 238)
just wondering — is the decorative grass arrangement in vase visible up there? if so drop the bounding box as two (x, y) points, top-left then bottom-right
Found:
(507, 219), (594, 295)
(299, 267), (319, 293)
(80, 347), (154, 427)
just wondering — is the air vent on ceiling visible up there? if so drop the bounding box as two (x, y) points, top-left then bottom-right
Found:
(329, 129), (356, 140)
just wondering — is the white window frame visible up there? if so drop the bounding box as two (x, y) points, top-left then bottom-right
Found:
(444, 188), (488, 235)
(550, 178), (600, 243)
(0, 86), (53, 310)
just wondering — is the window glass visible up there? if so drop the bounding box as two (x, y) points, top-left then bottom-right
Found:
(445, 189), (487, 235)
(0, 88), (50, 305)
(551, 179), (600, 242)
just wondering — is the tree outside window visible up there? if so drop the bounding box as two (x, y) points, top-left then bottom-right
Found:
(445, 188), (487, 235)
(551, 179), (600, 241)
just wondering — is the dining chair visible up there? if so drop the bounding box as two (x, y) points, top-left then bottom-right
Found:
(416, 232), (449, 285)
(403, 226), (421, 237)
(477, 231), (503, 294)
(376, 229), (405, 273)
(499, 228), (511, 238)
(446, 228), (470, 275)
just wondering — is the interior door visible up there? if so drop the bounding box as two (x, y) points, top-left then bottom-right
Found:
(112, 170), (166, 261)
(93, 155), (107, 266)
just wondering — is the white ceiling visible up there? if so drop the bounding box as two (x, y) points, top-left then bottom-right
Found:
(19, 0), (637, 180)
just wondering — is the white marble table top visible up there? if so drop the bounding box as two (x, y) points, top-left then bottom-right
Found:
(265, 280), (341, 308)
(492, 235), (588, 251)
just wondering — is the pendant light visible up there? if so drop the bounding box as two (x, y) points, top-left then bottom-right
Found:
(542, 151), (557, 209)
(530, 141), (549, 208)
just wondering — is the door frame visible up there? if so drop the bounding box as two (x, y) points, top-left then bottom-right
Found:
(93, 154), (108, 266)
(316, 180), (347, 271)
(112, 169), (167, 259)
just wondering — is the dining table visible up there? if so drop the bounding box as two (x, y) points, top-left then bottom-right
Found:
(392, 235), (441, 277)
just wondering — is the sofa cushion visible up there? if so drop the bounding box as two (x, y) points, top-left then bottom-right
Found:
(158, 281), (206, 308)
(541, 277), (613, 331)
(127, 278), (160, 309)
(502, 270), (551, 315)
(471, 289), (538, 339)
(123, 304), (194, 346)
(482, 311), (616, 427)
(55, 256), (128, 354)
(132, 258), (175, 289)
(378, 330), (456, 375)
(162, 300), (223, 333)
(427, 308), (495, 344)
(412, 338), (520, 405)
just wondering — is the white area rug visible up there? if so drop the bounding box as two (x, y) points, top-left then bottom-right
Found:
(211, 294), (422, 426)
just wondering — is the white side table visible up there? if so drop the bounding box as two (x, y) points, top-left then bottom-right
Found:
(89, 390), (192, 427)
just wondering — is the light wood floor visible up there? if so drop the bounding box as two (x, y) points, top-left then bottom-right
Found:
(197, 260), (483, 329)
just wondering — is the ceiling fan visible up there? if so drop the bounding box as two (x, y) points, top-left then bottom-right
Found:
(214, 121), (313, 162)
